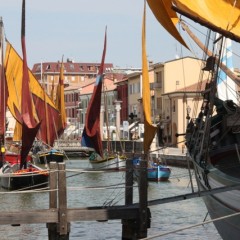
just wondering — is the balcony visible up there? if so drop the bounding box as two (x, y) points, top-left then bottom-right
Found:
(150, 82), (162, 90)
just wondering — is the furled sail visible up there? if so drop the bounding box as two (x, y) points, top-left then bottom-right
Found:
(20, 0), (41, 167)
(55, 59), (67, 137)
(142, 1), (157, 154)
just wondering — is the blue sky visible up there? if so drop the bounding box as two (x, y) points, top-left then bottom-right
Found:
(1, 0), (202, 68)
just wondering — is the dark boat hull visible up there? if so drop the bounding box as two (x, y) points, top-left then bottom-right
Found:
(0, 163), (49, 190)
(37, 151), (64, 164)
(192, 157), (240, 240)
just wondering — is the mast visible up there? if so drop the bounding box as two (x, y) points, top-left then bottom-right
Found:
(0, 17), (6, 164)
(180, 21), (240, 85)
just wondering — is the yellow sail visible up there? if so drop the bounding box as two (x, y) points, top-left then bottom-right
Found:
(55, 59), (67, 137)
(149, 0), (240, 43)
(142, 1), (157, 154)
(4, 42), (60, 146)
(4, 42), (57, 120)
(147, 0), (188, 49)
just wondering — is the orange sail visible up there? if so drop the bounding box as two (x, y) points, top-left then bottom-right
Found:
(55, 59), (67, 137)
(142, 2), (157, 154)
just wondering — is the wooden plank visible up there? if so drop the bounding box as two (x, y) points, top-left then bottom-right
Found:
(48, 162), (58, 240)
(0, 206), (138, 225)
(58, 163), (69, 236)
(0, 209), (58, 224)
(49, 162), (58, 208)
(67, 207), (138, 221)
(138, 158), (148, 238)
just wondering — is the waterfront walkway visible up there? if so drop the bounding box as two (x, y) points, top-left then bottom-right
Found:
(55, 140), (189, 168)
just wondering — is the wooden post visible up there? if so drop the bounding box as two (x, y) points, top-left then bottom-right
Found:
(47, 162), (58, 240)
(137, 158), (149, 238)
(58, 163), (70, 240)
(122, 157), (137, 239)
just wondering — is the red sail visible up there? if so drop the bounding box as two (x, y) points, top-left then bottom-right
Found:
(20, 0), (41, 168)
(81, 28), (107, 157)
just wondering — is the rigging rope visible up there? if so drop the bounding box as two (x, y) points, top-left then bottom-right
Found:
(142, 211), (240, 240)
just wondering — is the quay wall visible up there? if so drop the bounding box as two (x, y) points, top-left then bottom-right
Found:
(57, 140), (190, 168)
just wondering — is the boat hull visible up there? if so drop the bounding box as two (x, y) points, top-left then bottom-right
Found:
(37, 150), (64, 164)
(147, 166), (171, 181)
(5, 152), (32, 165)
(133, 157), (171, 181)
(89, 155), (126, 170)
(0, 163), (49, 190)
(192, 158), (240, 240)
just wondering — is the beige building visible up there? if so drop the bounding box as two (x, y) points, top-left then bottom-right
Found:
(152, 57), (207, 148)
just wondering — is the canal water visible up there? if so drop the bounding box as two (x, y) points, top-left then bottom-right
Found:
(0, 159), (222, 239)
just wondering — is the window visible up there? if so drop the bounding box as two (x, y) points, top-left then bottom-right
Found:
(70, 64), (74, 70)
(80, 65), (84, 71)
(156, 71), (162, 88)
(157, 97), (162, 110)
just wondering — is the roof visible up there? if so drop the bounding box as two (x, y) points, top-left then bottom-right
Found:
(32, 61), (113, 74)
(80, 78), (117, 95)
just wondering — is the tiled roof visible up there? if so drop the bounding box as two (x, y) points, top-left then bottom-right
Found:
(32, 61), (113, 74)
(80, 78), (116, 95)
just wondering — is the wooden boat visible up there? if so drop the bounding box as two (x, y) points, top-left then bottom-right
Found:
(146, 0), (240, 239)
(89, 151), (126, 170)
(0, 162), (48, 190)
(36, 148), (64, 164)
(132, 157), (171, 182)
(0, 0), (49, 190)
(81, 29), (126, 170)
(147, 163), (171, 181)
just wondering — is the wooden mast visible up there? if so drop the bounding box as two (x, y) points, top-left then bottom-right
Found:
(180, 20), (240, 85)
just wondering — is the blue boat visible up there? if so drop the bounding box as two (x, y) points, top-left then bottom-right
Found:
(133, 157), (171, 182)
(147, 163), (171, 181)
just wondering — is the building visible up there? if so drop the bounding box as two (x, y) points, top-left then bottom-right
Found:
(32, 59), (114, 95)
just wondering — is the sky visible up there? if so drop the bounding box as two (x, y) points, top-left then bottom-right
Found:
(0, 0), (203, 69)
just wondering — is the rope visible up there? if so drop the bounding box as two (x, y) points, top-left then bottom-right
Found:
(142, 211), (240, 239)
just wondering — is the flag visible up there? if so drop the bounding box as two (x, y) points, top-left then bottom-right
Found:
(81, 28), (107, 157)
(142, 1), (157, 154)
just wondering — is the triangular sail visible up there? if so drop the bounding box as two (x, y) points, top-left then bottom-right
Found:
(142, 1), (157, 154)
(81, 28), (107, 157)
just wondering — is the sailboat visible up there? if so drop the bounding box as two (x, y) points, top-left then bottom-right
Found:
(81, 28), (126, 170)
(35, 59), (66, 164)
(0, 0), (49, 190)
(133, 1), (171, 182)
(146, 0), (240, 239)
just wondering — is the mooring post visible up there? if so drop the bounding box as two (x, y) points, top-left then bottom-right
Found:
(58, 162), (70, 240)
(137, 158), (149, 239)
(122, 156), (136, 239)
(47, 162), (58, 240)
